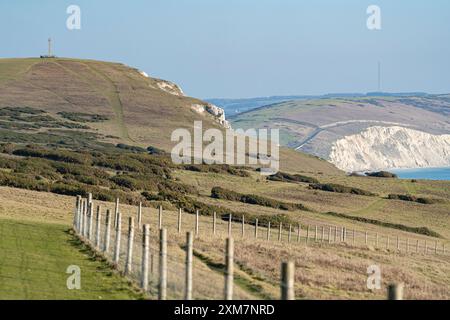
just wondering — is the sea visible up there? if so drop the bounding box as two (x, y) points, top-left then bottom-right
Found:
(390, 167), (450, 181)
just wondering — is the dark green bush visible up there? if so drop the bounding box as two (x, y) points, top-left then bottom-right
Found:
(267, 171), (319, 184)
(309, 183), (375, 196)
(12, 146), (91, 165)
(387, 194), (437, 204)
(365, 171), (398, 178)
(183, 164), (251, 177)
(211, 186), (311, 211)
(324, 211), (441, 238)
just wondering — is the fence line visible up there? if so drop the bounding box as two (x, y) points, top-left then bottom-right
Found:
(72, 194), (442, 300)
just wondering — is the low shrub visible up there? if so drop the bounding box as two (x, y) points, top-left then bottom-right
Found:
(365, 171), (398, 178)
(211, 186), (311, 211)
(309, 183), (375, 196)
(324, 211), (441, 238)
(387, 194), (437, 204)
(267, 171), (319, 184)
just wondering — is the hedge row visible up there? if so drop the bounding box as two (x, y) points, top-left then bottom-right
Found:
(309, 183), (375, 196)
(143, 190), (296, 228)
(210, 186), (311, 211)
(387, 194), (437, 204)
(267, 171), (319, 184)
(324, 211), (441, 238)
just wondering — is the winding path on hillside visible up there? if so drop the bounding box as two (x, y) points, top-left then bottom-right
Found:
(75, 62), (132, 142)
(293, 120), (416, 151)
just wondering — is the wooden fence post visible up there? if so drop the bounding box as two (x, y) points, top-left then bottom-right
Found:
(159, 228), (167, 300)
(125, 217), (135, 275)
(185, 232), (193, 300)
(267, 222), (271, 241)
(326, 226), (330, 244)
(321, 226), (324, 242)
(255, 219), (259, 239)
(84, 199), (89, 238)
(387, 283), (404, 300)
(95, 205), (101, 249)
(195, 210), (199, 237)
(113, 212), (122, 265)
(224, 237), (234, 300)
(425, 240), (427, 254)
(434, 241), (438, 254)
(406, 238), (409, 252)
(76, 198), (82, 234)
(278, 223), (282, 242)
(397, 236), (400, 251)
(103, 209), (111, 253)
(416, 239), (419, 253)
(306, 225), (310, 244)
(88, 204), (94, 242)
(288, 224), (292, 243)
(73, 196), (80, 231)
(158, 205), (163, 230)
(386, 235), (390, 249)
(76, 196), (82, 233)
(141, 224), (150, 291)
(241, 215), (245, 238)
(213, 212), (216, 236)
(114, 197), (119, 228)
(334, 226), (337, 242)
(79, 199), (86, 237)
(228, 214), (232, 237)
(365, 231), (368, 245)
(137, 202), (142, 230)
(178, 208), (182, 234)
(297, 224), (301, 243)
(314, 225), (318, 242)
(281, 261), (295, 300)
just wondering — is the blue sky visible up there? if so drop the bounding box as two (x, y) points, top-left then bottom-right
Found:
(1, 0), (449, 98)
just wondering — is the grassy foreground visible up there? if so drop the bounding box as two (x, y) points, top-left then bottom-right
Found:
(0, 217), (143, 300)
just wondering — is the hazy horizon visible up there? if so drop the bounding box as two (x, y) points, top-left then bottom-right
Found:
(1, 0), (449, 98)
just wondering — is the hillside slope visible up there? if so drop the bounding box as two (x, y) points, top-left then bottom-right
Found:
(231, 96), (450, 171)
(0, 58), (226, 149)
(0, 58), (341, 175)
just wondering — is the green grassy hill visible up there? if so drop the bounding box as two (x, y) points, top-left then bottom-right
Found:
(1, 57), (449, 300)
(0, 57), (341, 175)
(0, 217), (143, 299)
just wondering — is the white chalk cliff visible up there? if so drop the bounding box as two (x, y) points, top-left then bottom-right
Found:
(191, 103), (231, 129)
(329, 126), (450, 172)
(138, 69), (230, 128)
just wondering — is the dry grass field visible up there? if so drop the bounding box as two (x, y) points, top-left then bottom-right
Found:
(1, 186), (449, 300)
(0, 58), (448, 300)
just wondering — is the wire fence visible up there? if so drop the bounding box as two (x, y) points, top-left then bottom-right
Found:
(72, 195), (447, 300)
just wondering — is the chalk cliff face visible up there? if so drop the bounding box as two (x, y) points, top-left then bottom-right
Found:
(329, 126), (450, 172)
(191, 103), (231, 129)
(139, 70), (230, 128)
